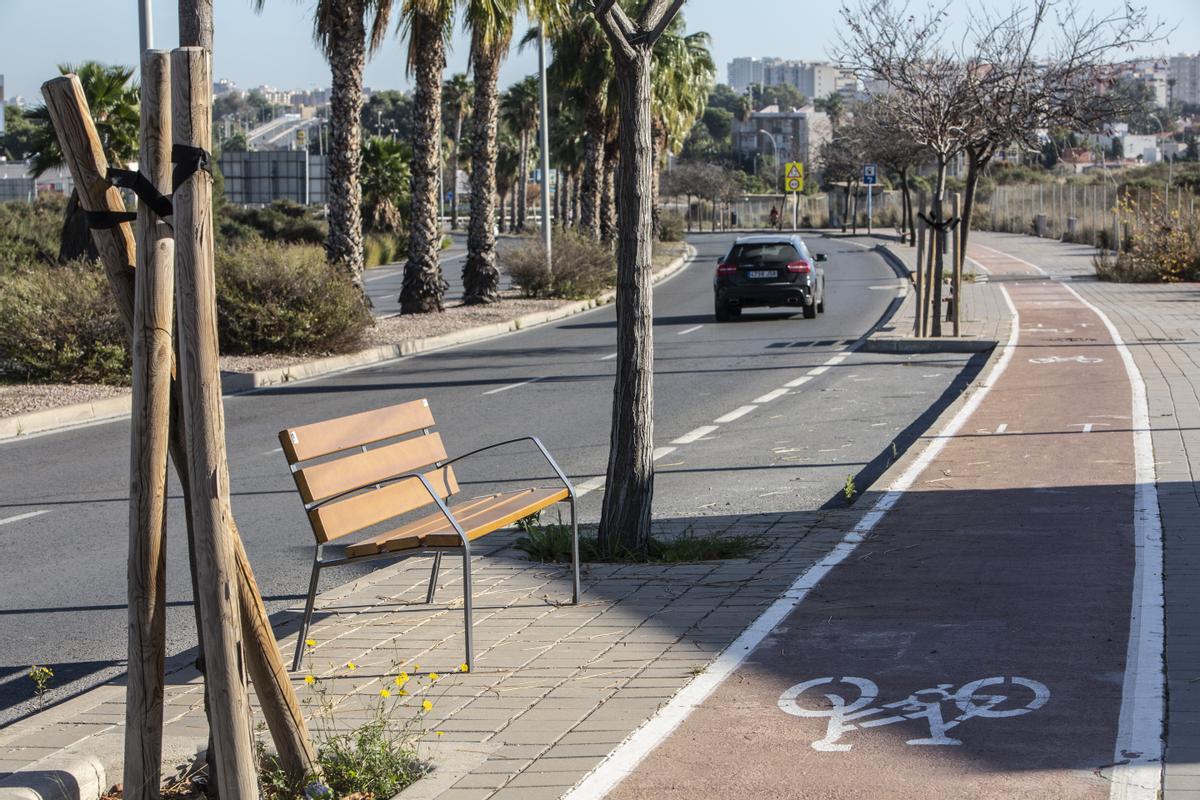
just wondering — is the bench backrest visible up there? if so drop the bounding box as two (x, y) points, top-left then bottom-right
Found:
(279, 399), (458, 544)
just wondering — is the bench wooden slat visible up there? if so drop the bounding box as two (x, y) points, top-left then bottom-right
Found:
(279, 399), (435, 463)
(339, 487), (567, 556)
(309, 466), (459, 543)
(295, 432), (449, 504)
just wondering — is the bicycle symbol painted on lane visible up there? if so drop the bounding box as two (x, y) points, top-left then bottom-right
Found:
(777, 676), (1050, 752)
(1028, 355), (1103, 364)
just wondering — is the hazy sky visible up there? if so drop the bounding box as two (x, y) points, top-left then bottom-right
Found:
(1, 0), (1197, 103)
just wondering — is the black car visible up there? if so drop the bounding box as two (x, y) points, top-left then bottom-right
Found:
(713, 234), (827, 322)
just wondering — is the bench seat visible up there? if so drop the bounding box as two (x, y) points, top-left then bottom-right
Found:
(344, 486), (569, 558)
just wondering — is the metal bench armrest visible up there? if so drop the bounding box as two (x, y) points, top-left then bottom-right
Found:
(441, 436), (575, 496)
(307, 469), (469, 545)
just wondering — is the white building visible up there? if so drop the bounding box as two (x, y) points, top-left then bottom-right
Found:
(728, 58), (769, 93)
(1170, 53), (1200, 106)
(731, 104), (831, 176)
(728, 57), (857, 99)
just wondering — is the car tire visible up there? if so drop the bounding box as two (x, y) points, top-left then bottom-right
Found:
(817, 293), (825, 313)
(803, 300), (817, 319)
(715, 299), (731, 322)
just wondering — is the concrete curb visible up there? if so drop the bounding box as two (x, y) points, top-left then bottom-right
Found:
(1, 244), (696, 442)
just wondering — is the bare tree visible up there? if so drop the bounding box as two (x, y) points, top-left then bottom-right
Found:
(854, 96), (926, 243)
(590, 0), (686, 556)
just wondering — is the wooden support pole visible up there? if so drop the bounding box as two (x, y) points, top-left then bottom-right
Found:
(914, 213), (925, 338)
(41, 70), (316, 786)
(171, 46), (257, 797)
(124, 49), (174, 800)
(951, 192), (961, 336)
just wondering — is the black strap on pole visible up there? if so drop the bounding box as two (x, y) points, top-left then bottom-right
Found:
(107, 167), (174, 218)
(171, 144), (212, 192)
(84, 209), (139, 229)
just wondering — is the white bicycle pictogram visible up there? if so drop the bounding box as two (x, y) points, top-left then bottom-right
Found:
(777, 676), (1050, 752)
(1028, 355), (1103, 364)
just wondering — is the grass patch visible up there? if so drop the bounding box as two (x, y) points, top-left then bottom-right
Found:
(514, 512), (766, 564)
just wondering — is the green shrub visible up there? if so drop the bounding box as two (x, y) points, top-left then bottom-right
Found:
(658, 211), (685, 242)
(0, 259), (129, 384)
(1094, 194), (1200, 283)
(364, 233), (406, 267)
(217, 200), (327, 245)
(216, 239), (372, 354)
(0, 195), (67, 273)
(502, 230), (616, 299)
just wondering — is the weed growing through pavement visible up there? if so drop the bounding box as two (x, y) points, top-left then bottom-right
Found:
(516, 512), (766, 563)
(28, 665), (52, 702)
(843, 474), (858, 503)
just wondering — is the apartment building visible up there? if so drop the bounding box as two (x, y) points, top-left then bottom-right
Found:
(1170, 53), (1200, 106)
(731, 104), (832, 175)
(727, 57), (857, 99)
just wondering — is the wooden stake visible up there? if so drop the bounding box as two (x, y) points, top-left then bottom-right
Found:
(170, 46), (257, 797)
(124, 49), (174, 800)
(951, 192), (961, 336)
(914, 212), (925, 338)
(39, 72), (317, 785)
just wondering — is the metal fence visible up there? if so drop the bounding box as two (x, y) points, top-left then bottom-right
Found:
(661, 189), (907, 232)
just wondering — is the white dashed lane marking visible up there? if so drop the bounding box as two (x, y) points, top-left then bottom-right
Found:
(482, 377), (542, 396)
(677, 325), (703, 335)
(0, 510), (50, 527)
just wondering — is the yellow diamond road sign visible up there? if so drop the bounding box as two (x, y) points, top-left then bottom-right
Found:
(784, 162), (804, 192)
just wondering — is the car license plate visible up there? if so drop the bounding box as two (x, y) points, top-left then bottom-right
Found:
(747, 270), (777, 279)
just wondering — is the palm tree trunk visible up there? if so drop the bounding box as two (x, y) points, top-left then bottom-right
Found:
(498, 188), (508, 232)
(516, 129), (529, 232)
(450, 112), (464, 230)
(463, 35), (504, 305)
(399, 7), (447, 314)
(601, 141), (617, 243)
(326, 1), (368, 298)
(579, 103), (605, 238)
(571, 173), (580, 228)
(598, 44), (656, 555)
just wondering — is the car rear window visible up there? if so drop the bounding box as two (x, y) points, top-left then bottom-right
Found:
(728, 243), (800, 267)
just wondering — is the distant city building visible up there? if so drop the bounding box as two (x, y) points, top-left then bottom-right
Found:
(213, 78), (239, 96)
(731, 104), (831, 177)
(728, 57), (857, 99)
(1113, 59), (1169, 108)
(1170, 53), (1200, 106)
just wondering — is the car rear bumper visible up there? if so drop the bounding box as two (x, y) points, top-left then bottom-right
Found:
(717, 284), (812, 307)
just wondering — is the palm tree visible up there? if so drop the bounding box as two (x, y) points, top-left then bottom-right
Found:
(398, 0), (456, 314)
(500, 76), (540, 233)
(27, 62), (139, 261)
(254, 0), (394, 301)
(361, 136), (412, 235)
(543, 18), (614, 239)
(650, 20), (715, 218)
(443, 72), (473, 231)
(495, 131), (521, 233)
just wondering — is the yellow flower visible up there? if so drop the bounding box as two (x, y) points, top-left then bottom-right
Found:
(304, 675), (315, 685)
(394, 674), (409, 687)
(398, 689), (409, 696)
(435, 731), (445, 737)
(429, 672), (440, 682)
(422, 700), (433, 713)
(304, 638), (317, 647)
(346, 662), (358, 671)
(459, 663), (469, 673)
(380, 689), (391, 698)
(412, 664), (420, 672)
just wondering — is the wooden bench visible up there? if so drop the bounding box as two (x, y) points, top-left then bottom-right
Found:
(279, 398), (579, 671)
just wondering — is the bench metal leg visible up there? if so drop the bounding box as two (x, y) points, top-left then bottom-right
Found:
(426, 551), (443, 604)
(292, 552), (322, 672)
(462, 541), (474, 672)
(569, 494), (580, 605)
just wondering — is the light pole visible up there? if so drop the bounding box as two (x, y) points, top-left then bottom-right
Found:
(537, 25), (553, 272)
(138, 0), (153, 52)
(759, 129), (780, 226)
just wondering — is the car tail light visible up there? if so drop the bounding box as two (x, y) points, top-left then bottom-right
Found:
(716, 263), (738, 276)
(787, 260), (811, 273)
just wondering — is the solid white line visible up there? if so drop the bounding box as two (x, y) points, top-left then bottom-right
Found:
(672, 426), (717, 445)
(808, 366), (830, 376)
(714, 405), (756, 424)
(677, 325), (703, 336)
(481, 377), (540, 396)
(995, 423), (1008, 434)
(652, 446), (677, 460)
(826, 354), (848, 366)
(965, 255), (993, 275)
(754, 388), (788, 404)
(1060, 282), (1163, 800)
(0, 510), (50, 527)
(972, 242), (1049, 276)
(562, 286), (1024, 800)
(785, 376), (813, 389)
(600, 353), (618, 361)
(574, 476), (606, 497)
(362, 270), (400, 283)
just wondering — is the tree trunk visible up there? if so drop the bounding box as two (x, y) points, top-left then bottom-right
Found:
(399, 6), (447, 314)
(571, 173), (580, 228)
(450, 112), (463, 231)
(931, 157), (948, 338)
(579, 102), (605, 239)
(597, 44), (655, 556)
(326, 0), (367, 298)
(900, 167), (913, 246)
(601, 145), (617, 243)
(498, 188), (507, 232)
(514, 129), (527, 232)
(463, 34), (504, 305)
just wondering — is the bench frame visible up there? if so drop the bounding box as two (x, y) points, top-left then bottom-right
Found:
(288, 434), (580, 672)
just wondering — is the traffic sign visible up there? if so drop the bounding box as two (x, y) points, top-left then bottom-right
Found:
(862, 163), (878, 185)
(784, 162), (804, 193)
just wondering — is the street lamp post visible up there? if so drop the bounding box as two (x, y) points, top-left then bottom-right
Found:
(138, 0), (153, 52)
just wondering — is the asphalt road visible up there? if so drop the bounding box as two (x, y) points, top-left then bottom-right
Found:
(0, 232), (982, 726)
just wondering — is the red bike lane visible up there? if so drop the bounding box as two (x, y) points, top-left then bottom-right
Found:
(580, 250), (1159, 799)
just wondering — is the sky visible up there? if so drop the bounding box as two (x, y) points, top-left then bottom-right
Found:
(1, 0), (1198, 104)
